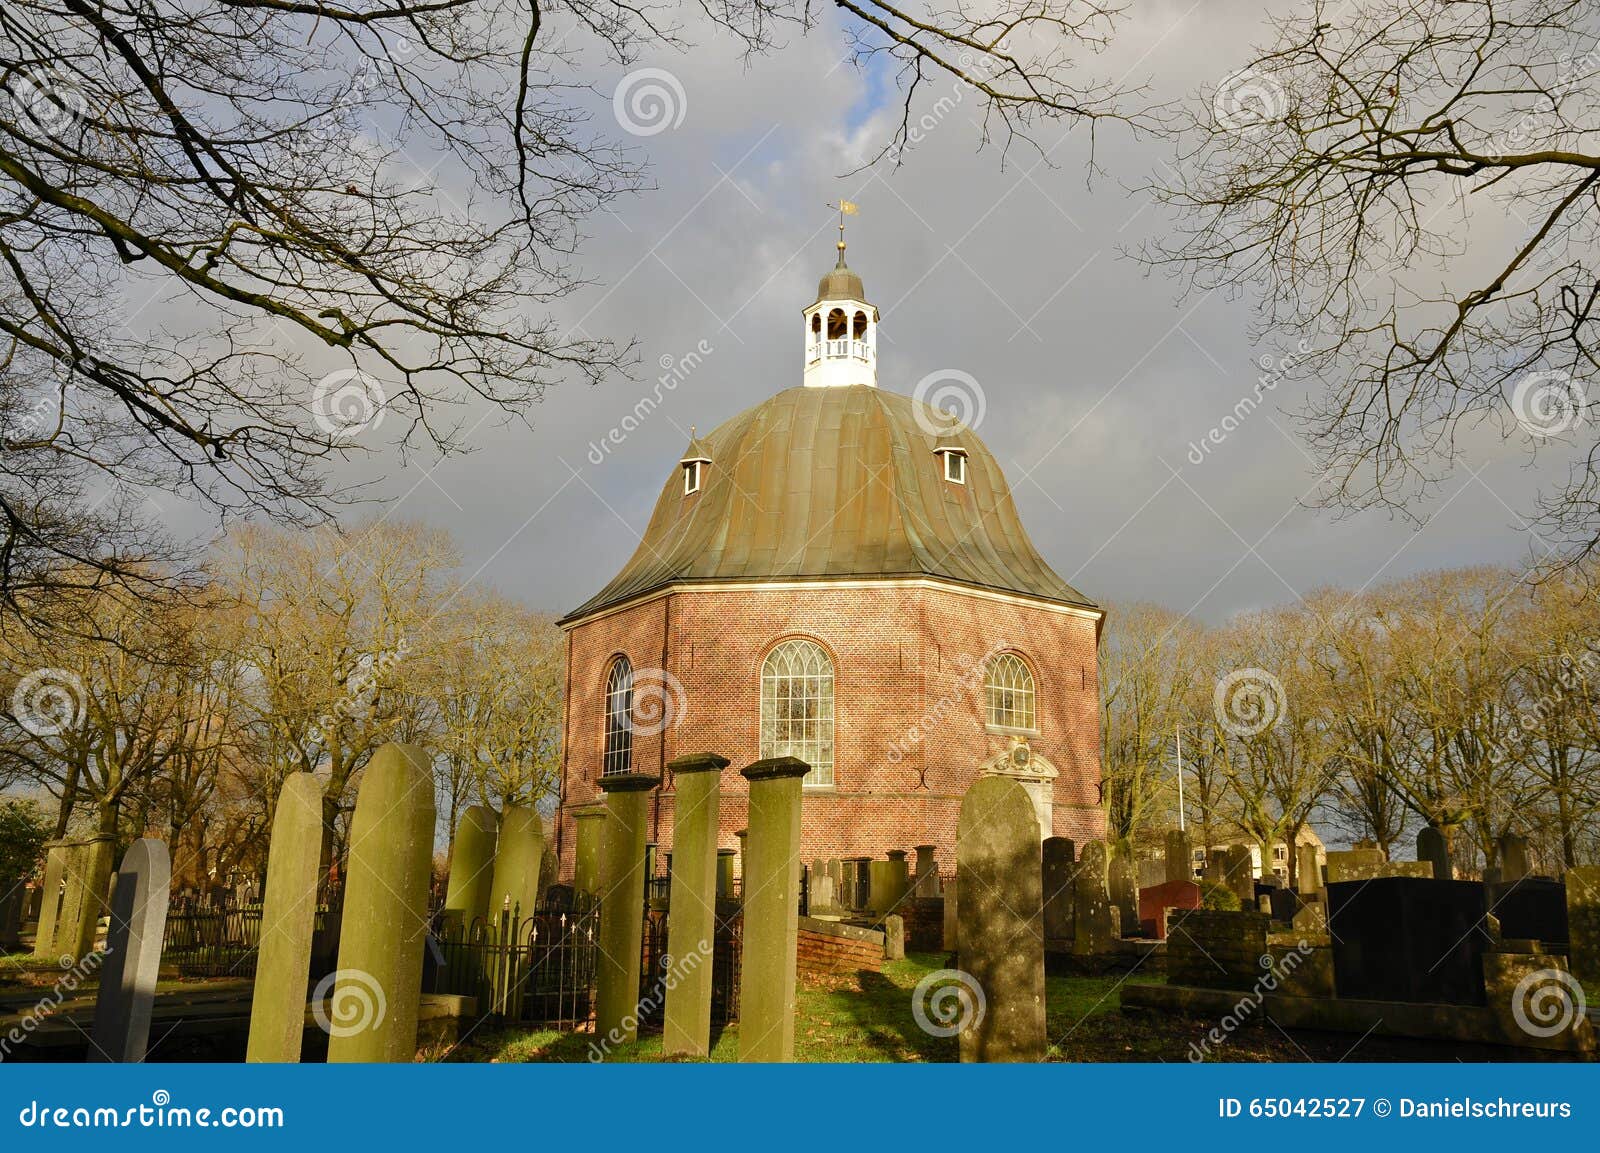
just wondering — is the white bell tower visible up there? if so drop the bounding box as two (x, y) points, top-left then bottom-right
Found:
(803, 210), (877, 388)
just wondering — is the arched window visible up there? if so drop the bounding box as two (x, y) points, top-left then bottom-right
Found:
(760, 639), (834, 787)
(602, 656), (633, 776)
(985, 653), (1036, 732)
(826, 308), (847, 340)
(852, 310), (868, 340)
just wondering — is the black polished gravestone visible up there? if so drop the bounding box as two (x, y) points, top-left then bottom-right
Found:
(1325, 877), (1490, 1005)
(1486, 878), (1567, 946)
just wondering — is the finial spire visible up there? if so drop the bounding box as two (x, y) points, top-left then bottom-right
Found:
(829, 199), (858, 265)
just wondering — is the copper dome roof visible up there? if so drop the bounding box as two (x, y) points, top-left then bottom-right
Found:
(563, 385), (1096, 623)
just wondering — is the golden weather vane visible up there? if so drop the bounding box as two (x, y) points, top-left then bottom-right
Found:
(828, 199), (858, 253)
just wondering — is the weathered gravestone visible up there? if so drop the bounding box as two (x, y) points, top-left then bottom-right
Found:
(1225, 844), (1255, 904)
(327, 743), (435, 1063)
(1324, 848), (1389, 883)
(1417, 826), (1451, 881)
(738, 757), (810, 1063)
(489, 804), (544, 920)
(595, 772), (658, 1047)
(716, 849), (737, 898)
(884, 914), (906, 961)
(247, 772), (324, 1063)
(1072, 840), (1117, 956)
(956, 775), (1045, 1062)
(51, 837), (114, 963)
(662, 752), (728, 1059)
(1109, 842), (1137, 939)
(0, 888), (23, 950)
(1295, 844), (1322, 895)
(443, 805), (498, 926)
(941, 875), (958, 951)
(1498, 833), (1530, 882)
(1041, 836), (1075, 945)
(913, 845), (940, 897)
(90, 838), (172, 1062)
(1164, 829), (1193, 884)
(1565, 867), (1600, 986)
(30, 843), (67, 961)
(572, 803), (608, 897)
(887, 849), (911, 911)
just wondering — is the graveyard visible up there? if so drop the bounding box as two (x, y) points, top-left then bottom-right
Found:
(2, 748), (1596, 1065)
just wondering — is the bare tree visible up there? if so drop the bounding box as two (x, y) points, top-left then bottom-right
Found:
(1149, 0), (1600, 560)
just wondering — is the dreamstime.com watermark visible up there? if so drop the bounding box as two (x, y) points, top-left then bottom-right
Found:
(886, 642), (1012, 764)
(308, 639), (411, 743)
(588, 341), (714, 465)
(16, 1091), (283, 1129)
(586, 940), (713, 1060)
(311, 968), (388, 1038)
(1509, 967), (1587, 1039)
(1187, 940), (1313, 1061)
(0, 950), (111, 1061)
(1212, 667), (1286, 737)
(910, 968), (986, 1038)
(1187, 340), (1311, 465)
(10, 667), (88, 738)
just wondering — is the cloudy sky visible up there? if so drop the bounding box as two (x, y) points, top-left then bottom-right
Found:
(163, 0), (1568, 622)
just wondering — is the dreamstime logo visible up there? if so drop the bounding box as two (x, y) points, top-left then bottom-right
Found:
(886, 642), (1011, 764)
(1510, 968), (1586, 1039)
(309, 639), (411, 743)
(910, 968), (986, 1038)
(0, 949), (109, 1061)
(310, 369), (387, 438)
(312, 969), (387, 1038)
(1212, 668), (1285, 737)
(629, 667), (687, 736)
(1188, 941), (1312, 1061)
(1188, 340), (1312, 464)
(11, 668), (87, 737)
(3, 68), (89, 137)
(912, 370), (986, 436)
(587, 339), (713, 464)
(1213, 68), (1285, 132)
(613, 68), (687, 137)
(1509, 370), (1586, 438)
(587, 941), (711, 1060)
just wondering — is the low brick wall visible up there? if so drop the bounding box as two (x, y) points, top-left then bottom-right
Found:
(1166, 909), (1270, 989)
(797, 916), (884, 979)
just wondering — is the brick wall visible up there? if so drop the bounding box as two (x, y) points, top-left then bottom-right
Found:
(557, 580), (1104, 877)
(1166, 910), (1271, 989)
(796, 916), (884, 979)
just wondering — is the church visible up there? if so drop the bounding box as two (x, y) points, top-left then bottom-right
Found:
(555, 231), (1104, 877)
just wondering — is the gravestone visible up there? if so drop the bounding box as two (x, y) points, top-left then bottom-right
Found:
(327, 743), (436, 1063)
(1498, 833), (1530, 881)
(663, 752), (728, 1059)
(1109, 842), (1137, 939)
(883, 914), (905, 961)
(887, 850), (911, 910)
(867, 859), (894, 916)
(247, 772), (325, 1063)
(942, 875), (958, 951)
(572, 804), (608, 896)
(443, 805), (498, 925)
(1225, 845), (1255, 904)
(53, 837), (114, 963)
(1325, 877), (1489, 1005)
(913, 845), (940, 897)
(1417, 826), (1451, 881)
(1041, 837), (1075, 944)
(30, 843), (66, 960)
(1137, 879), (1201, 939)
(1564, 867), (1600, 985)
(1164, 829), (1193, 883)
(1324, 848), (1388, 883)
(738, 757), (810, 1062)
(956, 775), (1045, 1062)
(1072, 840), (1116, 956)
(808, 859), (838, 913)
(716, 849), (736, 898)
(0, 887), (24, 950)
(1295, 844), (1321, 895)
(89, 838), (172, 1062)
(489, 805), (544, 921)
(595, 772), (659, 1047)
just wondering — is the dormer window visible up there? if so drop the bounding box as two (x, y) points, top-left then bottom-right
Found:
(683, 459), (704, 494)
(936, 446), (967, 484)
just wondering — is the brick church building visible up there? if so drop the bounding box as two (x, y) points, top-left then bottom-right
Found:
(555, 236), (1104, 877)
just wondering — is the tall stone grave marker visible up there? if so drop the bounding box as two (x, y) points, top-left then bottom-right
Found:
(572, 804), (607, 896)
(1041, 836), (1075, 944)
(663, 753), (728, 1058)
(489, 804), (544, 920)
(247, 772), (324, 1063)
(1417, 826), (1451, 881)
(1295, 843), (1322, 895)
(1164, 829), (1193, 884)
(1072, 840), (1116, 956)
(1498, 833), (1530, 881)
(738, 757), (810, 1063)
(956, 775), (1045, 1062)
(90, 838), (171, 1062)
(30, 842), (66, 960)
(444, 805), (498, 925)
(1109, 842), (1137, 938)
(327, 743), (435, 1063)
(595, 772), (658, 1046)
